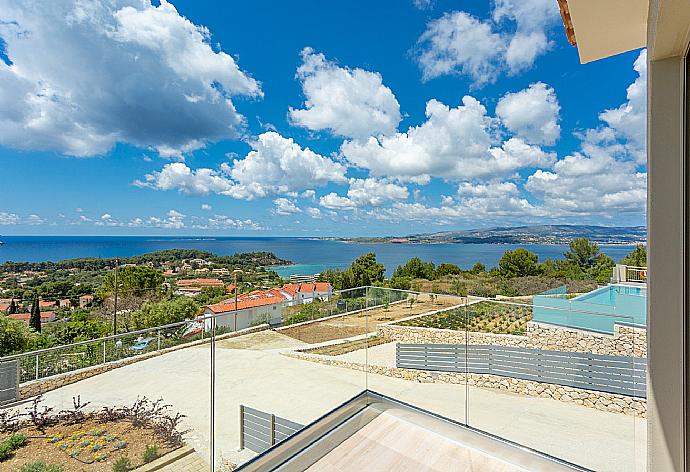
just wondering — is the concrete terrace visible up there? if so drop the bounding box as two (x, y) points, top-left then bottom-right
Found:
(30, 330), (646, 472)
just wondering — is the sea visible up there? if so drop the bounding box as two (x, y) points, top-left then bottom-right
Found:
(0, 236), (636, 277)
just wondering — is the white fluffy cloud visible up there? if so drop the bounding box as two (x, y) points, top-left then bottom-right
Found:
(0, 0), (260, 157)
(416, 1), (559, 87)
(526, 153), (646, 215)
(496, 82), (560, 145)
(346, 178), (409, 206)
(223, 132), (347, 199)
(288, 48), (401, 139)
(0, 212), (21, 225)
(137, 132), (346, 199)
(316, 178), (408, 211)
(416, 12), (504, 87)
(273, 198), (302, 215)
(524, 50), (648, 216)
(371, 181), (541, 224)
(319, 193), (357, 210)
(599, 50), (647, 164)
(341, 97), (555, 181)
(492, 0), (559, 73)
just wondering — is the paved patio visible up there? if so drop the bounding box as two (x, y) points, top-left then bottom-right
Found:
(31, 331), (646, 472)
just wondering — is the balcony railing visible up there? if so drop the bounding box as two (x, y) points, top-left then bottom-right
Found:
(613, 263), (648, 283)
(0, 286), (646, 472)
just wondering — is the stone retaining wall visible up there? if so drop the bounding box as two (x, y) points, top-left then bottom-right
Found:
(19, 324), (269, 399)
(285, 351), (646, 417)
(378, 321), (646, 358)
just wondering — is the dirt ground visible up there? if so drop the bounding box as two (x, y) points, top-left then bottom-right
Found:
(279, 294), (464, 344)
(214, 330), (306, 351)
(1, 420), (174, 472)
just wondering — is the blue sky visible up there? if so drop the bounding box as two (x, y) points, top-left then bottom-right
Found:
(0, 0), (646, 236)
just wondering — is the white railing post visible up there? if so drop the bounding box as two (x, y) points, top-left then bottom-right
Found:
(103, 341), (106, 364)
(35, 355), (39, 381)
(157, 330), (161, 351)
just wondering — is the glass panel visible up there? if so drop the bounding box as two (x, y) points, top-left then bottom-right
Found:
(364, 287), (468, 425)
(1, 322), (211, 470)
(465, 296), (639, 472)
(212, 287), (367, 469)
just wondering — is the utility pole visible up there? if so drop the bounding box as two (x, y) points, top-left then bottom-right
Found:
(113, 258), (119, 335)
(232, 268), (243, 331)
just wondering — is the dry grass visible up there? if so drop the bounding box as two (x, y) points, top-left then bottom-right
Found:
(280, 294), (464, 344)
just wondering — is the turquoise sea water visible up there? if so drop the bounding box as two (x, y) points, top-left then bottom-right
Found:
(0, 236), (635, 277)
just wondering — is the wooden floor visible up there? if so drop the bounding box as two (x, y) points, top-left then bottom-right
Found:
(304, 411), (528, 472)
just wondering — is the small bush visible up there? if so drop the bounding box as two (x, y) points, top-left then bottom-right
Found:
(20, 461), (64, 472)
(143, 444), (160, 463)
(0, 432), (28, 461)
(112, 457), (133, 472)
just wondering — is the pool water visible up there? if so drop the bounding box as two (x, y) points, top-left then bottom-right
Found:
(576, 285), (646, 306)
(532, 284), (647, 334)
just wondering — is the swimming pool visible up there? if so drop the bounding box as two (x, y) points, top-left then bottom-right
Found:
(532, 284), (647, 334)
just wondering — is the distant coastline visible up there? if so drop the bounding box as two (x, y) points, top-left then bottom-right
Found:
(310, 224), (646, 246)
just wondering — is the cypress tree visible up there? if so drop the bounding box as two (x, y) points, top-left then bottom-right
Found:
(29, 296), (41, 332)
(7, 299), (17, 314)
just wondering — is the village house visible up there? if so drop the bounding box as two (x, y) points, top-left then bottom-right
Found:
(9, 311), (57, 324)
(203, 282), (333, 331)
(39, 300), (57, 309)
(79, 294), (94, 308)
(175, 278), (225, 296)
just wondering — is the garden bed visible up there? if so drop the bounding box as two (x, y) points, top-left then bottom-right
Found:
(301, 336), (389, 356)
(397, 301), (532, 335)
(0, 397), (186, 472)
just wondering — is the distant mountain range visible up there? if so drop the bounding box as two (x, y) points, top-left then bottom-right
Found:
(337, 225), (646, 245)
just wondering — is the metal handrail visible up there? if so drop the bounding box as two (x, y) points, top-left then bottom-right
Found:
(1, 285), (639, 363)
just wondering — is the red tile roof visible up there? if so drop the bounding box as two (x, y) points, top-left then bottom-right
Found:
(314, 282), (331, 292)
(9, 311), (55, 321)
(177, 278), (224, 287)
(0, 303), (9, 313)
(205, 289), (286, 314)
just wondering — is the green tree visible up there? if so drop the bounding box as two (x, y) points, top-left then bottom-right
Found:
(564, 238), (601, 271)
(194, 286), (227, 305)
(129, 297), (199, 330)
(498, 248), (542, 278)
(7, 299), (17, 315)
(101, 266), (165, 296)
(435, 263), (462, 277)
(29, 295), (41, 332)
(50, 311), (110, 345)
(0, 316), (37, 355)
(393, 257), (436, 280)
(341, 253), (385, 289)
(621, 244), (647, 267)
(590, 253), (616, 284)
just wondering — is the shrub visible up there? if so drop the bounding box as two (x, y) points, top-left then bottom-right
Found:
(112, 457), (133, 472)
(0, 432), (28, 461)
(20, 462), (64, 472)
(143, 444), (160, 463)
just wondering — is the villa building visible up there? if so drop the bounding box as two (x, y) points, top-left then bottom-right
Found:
(203, 282), (333, 330)
(8, 311), (56, 324)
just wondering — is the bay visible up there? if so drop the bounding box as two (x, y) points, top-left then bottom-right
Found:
(0, 236), (635, 276)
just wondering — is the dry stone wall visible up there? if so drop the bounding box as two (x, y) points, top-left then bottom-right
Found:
(285, 351), (647, 417)
(378, 321), (646, 358)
